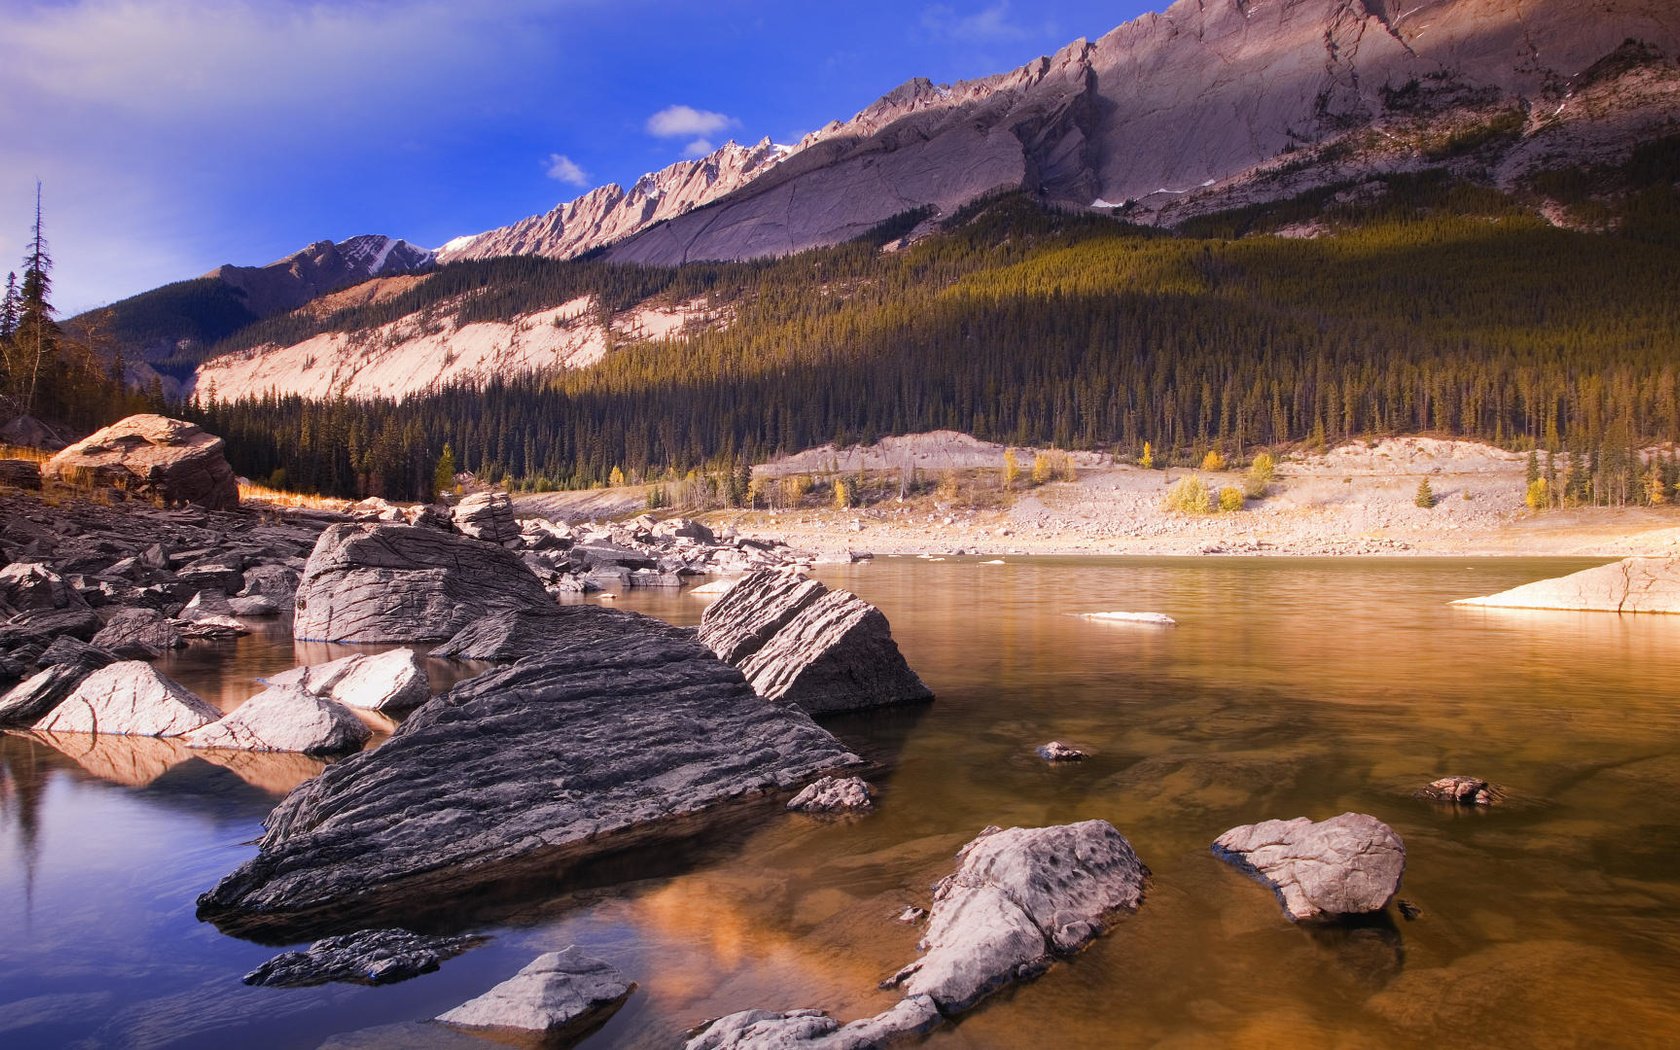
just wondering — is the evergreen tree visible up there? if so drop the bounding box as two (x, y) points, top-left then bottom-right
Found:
(433, 442), (457, 497)
(1415, 478), (1437, 508)
(15, 183), (59, 417)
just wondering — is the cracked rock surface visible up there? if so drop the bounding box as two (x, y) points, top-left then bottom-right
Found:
(244, 928), (482, 987)
(436, 947), (632, 1033)
(687, 995), (941, 1050)
(1212, 812), (1405, 922)
(1451, 556), (1680, 614)
(31, 661), (220, 737)
(185, 685), (369, 755)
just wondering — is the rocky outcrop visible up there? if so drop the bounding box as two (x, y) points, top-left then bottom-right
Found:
(196, 612), (861, 936)
(436, 948), (633, 1034)
(885, 820), (1148, 1015)
(0, 640), (116, 726)
(91, 607), (184, 658)
(431, 606), (667, 662)
(1451, 557), (1680, 614)
(1417, 775), (1500, 806)
(0, 562), (86, 612)
(449, 491), (519, 545)
(184, 685), (370, 755)
(43, 415), (238, 510)
(687, 996), (941, 1050)
(32, 661), (220, 737)
(0, 458), (43, 490)
(322, 649), (429, 712)
(291, 523), (555, 643)
(1212, 813), (1405, 922)
(244, 928), (481, 988)
(700, 570), (932, 715)
(787, 775), (876, 813)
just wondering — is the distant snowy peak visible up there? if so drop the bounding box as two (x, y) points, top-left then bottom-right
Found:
(333, 235), (437, 277)
(437, 137), (794, 263)
(206, 234), (436, 318)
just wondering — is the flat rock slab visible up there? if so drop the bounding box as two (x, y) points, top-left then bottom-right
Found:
(688, 995), (941, 1050)
(886, 820), (1148, 1015)
(437, 947), (632, 1034)
(32, 661), (220, 737)
(292, 523), (555, 643)
(1451, 557), (1680, 613)
(1212, 812), (1405, 922)
(244, 928), (483, 987)
(185, 685), (370, 755)
(430, 606), (675, 662)
(197, 611), (861, 937)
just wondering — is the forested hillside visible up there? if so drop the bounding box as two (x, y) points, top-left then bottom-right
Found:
(187, 143), (1680, 501)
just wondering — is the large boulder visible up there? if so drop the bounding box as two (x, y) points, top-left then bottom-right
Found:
(436, 948), (633, 1035)
(0, 640), (116, 726)
(687, 996), (941, 1050)
(197, 611), (861, 936)
(885, 821), (1148, 1015)
(244, 928), (482, 988)
(1211, 812), (1406, 922)
(292, 523), (556, 643)
(325, 648), (429, 712)
(185, 685), (370, 755)
(91, 607), (184, 658)
(1451, 557), (1680, 614)
(32, 661), (220, 737)
(431, 606), (658, 662)
(449, 491), (519, 545)
(700, 570), (932, 715)
(42, 415), (238, 510)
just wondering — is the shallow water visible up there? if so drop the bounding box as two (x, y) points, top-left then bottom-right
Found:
(4, 557), (1680, 1049)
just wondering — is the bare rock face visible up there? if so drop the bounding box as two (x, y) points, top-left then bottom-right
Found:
(450, 491), (519, 546)
(292, 523), (555, 643)
(1451, 557), (1680, 614)
(699, 570), (932, 715)
(436, 948), (633, 1034)
(244, 928), (481, 988)
(787, 775), (876, 813)
(885, 820), (1148, 1015)
(687, 995), (942, 1050)
(32, 661), (220, 737)
(1212, 812), (1405, 922)
(91, 607), (184, 658)
(325, 648), (429, 712)
(239, 563), (301, 603)
(43, 415), (238, 510)
(0, 562), (87, 612)
(185, 685), (370, 755)
(196, 612), (861, 937)
(0, 640), (116, 726)
(431, 606), (654, 662)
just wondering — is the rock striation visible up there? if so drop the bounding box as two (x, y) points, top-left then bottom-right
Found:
(244, 928), (481, 987)
(699, 570), (932, 715)
(687, 996), (941, 1050)
(197, 611), (861, 936)
(450, 491), (519, 546)
(291, 523), (555, 643)
(436, 947), (633, 1034)
(1212, 812), (1405, 922)
(91, 607), (184, 658)
(1451, 557), (1680, 614)
(43, 415), (239, 510)
(184, 685), (369, 756)
(31, 661), (220, 737)
(0, 640), (116, 726)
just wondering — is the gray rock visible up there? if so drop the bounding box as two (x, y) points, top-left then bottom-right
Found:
(239, 563), (300, 602)
(326, 648), (429, 712)
(175, 554), (246, 596)
(179, 589), (237, 622)
(1417, 775), (1501, 806)
(885, 820), (1148, 1014)
(653, 518), (716, 544)
(687, 995), (941, 1050)
(450, 491), (520, 546)
(263, 653), (366, 694)
(736, 588), (933, 716)
(431, 607), (650, 662)
(185, 685), (370, 755)
(32, 661), (220, 737)
(91, 607), (184, 658)
(698, 570), (826, 665)
(0, 641), (117, 726)
(34, 635), (119, 670)
(43, 414), (239, 510)
(196, 611), (861, 936)
(0, 605), (103, 647)
(243, 928), (482, 988)
(227, 594), (280, 617)
(1211, 812), (1406, 922)
(436, 947), (632, 1034)
(0, 562), (87, 612)
(787, 776), (876, 813)
(1452, 556), (1680, 613)
(292, 523), (555, 643)
(1037, 741), (1088, 762)
(0, 458), (43, 490)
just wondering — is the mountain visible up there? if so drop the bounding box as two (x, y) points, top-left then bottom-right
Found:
(202, 235), (436, 319)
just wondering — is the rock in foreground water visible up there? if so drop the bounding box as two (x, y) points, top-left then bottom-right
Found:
(292, 523), (555, 643)
(1212, 812), (1405, 922)
(886, 820), (1148, 1014)
(0, 641), (116, 726)
(1417, 776), (1500, 806)
(32, 661), (220, 737)
(437, 948), (632, 1034)
(43, 414), (239, 510)
(244, 928), (483, 988)
(197, 612), (860, 936)
(687, 995), (941, 1050)
(787, 775), (876, 813)
(1451, 557), (1680, 614)
(185, 685), (370, 755)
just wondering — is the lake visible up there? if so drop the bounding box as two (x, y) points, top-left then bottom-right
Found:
(4, 556), (1679, 1049)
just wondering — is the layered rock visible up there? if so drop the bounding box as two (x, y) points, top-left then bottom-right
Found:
(885, 820), (1148, 1014)
(244, 928), (481, 988)
(43, 415), (238, 510)
(197, 612), (861, 936)
(699, 570), (932, 715)
(1451, 557), (1680, 614)
(687, 996), (941, 1050)
(322, 648), (429, 712)
(185, 685), (370, 755)
(1212, 812), (1406, 922)
(91, 607), (184, 658)
(436, 948), (633, 1035)
(449, 491), (519, 546)
(431, 606), (667, 662)
(31, 661), (220, 737)
(291, 523), (555, 643)
(0, 562), (86, 612)
(0, 640), (116, 726)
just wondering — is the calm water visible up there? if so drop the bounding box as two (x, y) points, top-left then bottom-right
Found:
(4, 557), (1680, 1049)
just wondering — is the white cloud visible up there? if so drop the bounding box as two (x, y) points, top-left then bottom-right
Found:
(646, 104), (738, 140)
(681, 139), (715, 159)
(920, 2), (1054, 44)
(545, 153), (589, 186)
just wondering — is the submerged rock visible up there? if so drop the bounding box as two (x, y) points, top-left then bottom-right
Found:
(436, 947), (632, 1034)
(185, 685), (370, 755)
(1417, 775), (1501, 806)
(1037, 741), (1088, 762)
(292, 523), (555, 643)
(787, 775), (876, 813)
(1211, 812), (1405, 922)
(32, 661), (220, 737)
(43, 414), (239, 510)
(687, 995), (941, 1050)
(1451, 557), (1680, 614)
(244, 928), (482, 988)
(197, 611), (861, 936)
(885, 820), (1148, 1015)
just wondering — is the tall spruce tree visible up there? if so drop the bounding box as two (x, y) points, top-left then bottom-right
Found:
(0, 270), (18, 406)
(15, 183), (59, 417)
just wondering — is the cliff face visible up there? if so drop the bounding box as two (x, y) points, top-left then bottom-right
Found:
(207, 235), (435, 318)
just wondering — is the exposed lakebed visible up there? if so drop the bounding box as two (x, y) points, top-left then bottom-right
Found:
(4, 557), (1680, 1048)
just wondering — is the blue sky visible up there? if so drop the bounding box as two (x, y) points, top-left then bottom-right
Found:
(1, 1), (1157, 314)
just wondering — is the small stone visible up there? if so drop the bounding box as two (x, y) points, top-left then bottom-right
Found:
(787, 775), (876, 813)
(687, 995), (941, 1050)
(437, 947), (633, 1034)
(897, 907), (927, 924)
(1417, 775), (1499, 806)
(185, 685), (370, 755)
(1211, 813), (1405, 922)
(326, 648), (429, 712)
(1037, 741), (1088, 762)
(244, 928), (483, 988)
